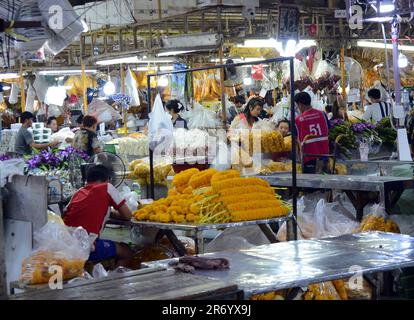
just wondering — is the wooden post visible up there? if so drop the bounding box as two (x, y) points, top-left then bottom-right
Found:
(340, 47), (347, 102)
(219, 45), (227, 127)
(81, 61), (87, 114)
(20, 61), (25, 112)
(121, 64), (128, 135)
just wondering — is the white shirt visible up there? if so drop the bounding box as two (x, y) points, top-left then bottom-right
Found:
(363, 102), (391, 122)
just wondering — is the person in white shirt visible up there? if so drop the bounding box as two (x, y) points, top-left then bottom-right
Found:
(363, 88), (391, 122)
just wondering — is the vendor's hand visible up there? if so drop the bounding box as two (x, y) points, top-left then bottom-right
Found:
(48, 140), (60, 147)
(65, 137), (74, 143)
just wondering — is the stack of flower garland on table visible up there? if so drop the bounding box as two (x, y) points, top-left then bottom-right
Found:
(133, 168), (290, 224)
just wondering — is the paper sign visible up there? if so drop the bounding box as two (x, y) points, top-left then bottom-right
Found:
(99, 122), (105, 136)
(335, 10), (347, 18)
(397, 129), (413, 161)
(259, 88), (268, 98)
(252, 64), (263, 80)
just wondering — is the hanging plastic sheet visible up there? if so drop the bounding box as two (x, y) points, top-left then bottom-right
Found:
(148, 94), (174, 152)
(171, 63), (186, 100)
(125, 68), (140, 107)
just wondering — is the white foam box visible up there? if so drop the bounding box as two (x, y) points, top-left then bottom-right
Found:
(32, 122), (44, 130)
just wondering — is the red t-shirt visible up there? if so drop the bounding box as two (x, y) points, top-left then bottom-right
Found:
(295, 108), (329, 164)
(64, 183), (126, 236)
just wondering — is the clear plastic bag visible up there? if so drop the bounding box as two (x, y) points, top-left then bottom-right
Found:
(358, 204), (400, 233)
(148, 94), (174, 151)
(206, 225), (270, 253)
(187, 102), (220, 129)
(25, 84), (36, 113)
(314, 199), (360, 238)
(125, 68), (140, 107)
(303, 281), (342, 300)
(19, 221), (96, 285)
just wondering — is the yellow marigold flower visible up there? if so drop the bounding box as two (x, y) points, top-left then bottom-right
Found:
(219, 185), (274, 197)
(188, 168), (218, 189)
(227, 200), (282, 212)
(172, 168), (200, 188)
(220, 193), (277, 205)
(159, 213), (172, 223)
(186, 213), (196, 222)
(212, 177), (270, 192)
(182, 186), (193, 194)
(211, 170), (240, 184)
(173, 214), (185, 223)
(230, 206), (289, 222)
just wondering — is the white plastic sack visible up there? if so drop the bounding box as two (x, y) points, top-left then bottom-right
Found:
(120, 186), (139, 212)
(50, 127), (75, 143)
(148, 94), (174, 152)
(186, 102), (221, 129)
(25, 84), (36, 113)
(125, 68), (140, 107)
(314, 199), (359, 238)
(0, 158), (25, 187)
(48, 104), (63, 117)
(33, 74), (49, 102)
(88, 99), (121, 123)
(9, 83), (19, 104)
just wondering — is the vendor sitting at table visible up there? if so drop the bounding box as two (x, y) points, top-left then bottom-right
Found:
(229, 97), (263, 130)
(295, 92), (330, 174)
(276, 119), (290, 137)
(63, 165), (134, 268)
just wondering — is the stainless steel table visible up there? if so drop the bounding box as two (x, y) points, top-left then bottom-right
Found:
(129, 215), (293, 255)
(148, 232), (414, 299)
(257, 173), (413, 221)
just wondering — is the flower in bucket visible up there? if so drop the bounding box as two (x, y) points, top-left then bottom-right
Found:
(0, 154), (11, 161)
(25, 146), (89, 172)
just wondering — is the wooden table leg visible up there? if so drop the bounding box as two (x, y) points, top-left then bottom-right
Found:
(345, 190), (370, 222)
(258, 224), (279, 243)
(155, 229), (187, 256)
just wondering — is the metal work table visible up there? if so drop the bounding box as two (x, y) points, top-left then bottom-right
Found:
(10, 267), (241, 300)
(149, 232), (414, 299)
(129, 215), (293, 255)
(257, 173), (413, 221)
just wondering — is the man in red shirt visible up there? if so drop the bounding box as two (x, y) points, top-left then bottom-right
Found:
(294, 92), (330, 174)
(64, 165), (133, 267)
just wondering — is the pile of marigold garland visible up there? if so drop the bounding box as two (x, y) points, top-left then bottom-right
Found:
(133, 168), (290, 224)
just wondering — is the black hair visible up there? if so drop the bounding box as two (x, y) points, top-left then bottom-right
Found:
(76, 114), (84, 125)
(46, 116), (57, 125)
(83, 115), (98, 128)
(165, 100), (184, 114)
(325, 105), (333, 113)
(20, 111), (34, 123)
(277, 119), (290, 129)
(294, 92), (312, 106)
(242, 97), (263, 126)
(234, 95), (246, 105)
(367, 88), (381, 100)
(86, 164), (111, 183)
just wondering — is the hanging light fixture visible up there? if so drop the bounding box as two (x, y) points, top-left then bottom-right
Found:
(103, 79), (116, 96)
(243, 77), (253, 86)
(157, 76), (169, 87)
